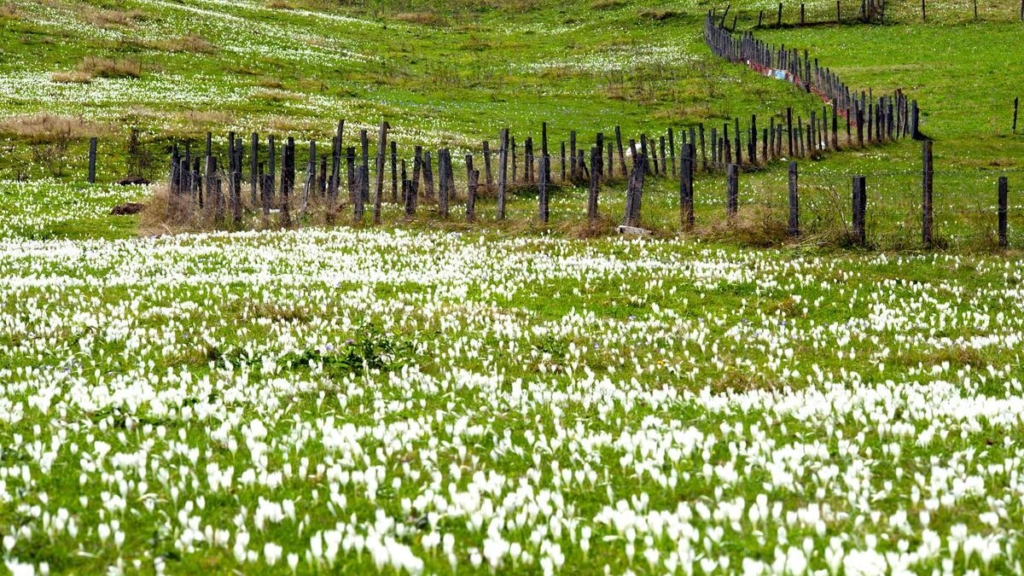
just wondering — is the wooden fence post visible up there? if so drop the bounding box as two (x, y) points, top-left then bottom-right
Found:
(250, 132), (259, 206)
(390, 141), (398, 203)
(852, 175), (866, 245)
(778, 2), (784, 25)
(615, 126), (627, 177)
(438, 149), (450, 219)
(999, 176), (1008, 248)
(726, 164), (739, 222)
(538, 155), (550, 224)
(88, 137), (97, 183)
(483, 141), (494, 191)
(623, 154), (646, 227)
(560, 142), (567, 183)
(911, 100), (920, 139)
(788, 161), (799, 236)
(1014, 97), (1019, 133)
(423, 151), (435, 200)
(374, 121), (389, 224)
(570, 131), (578, 180)
(467, 169), (478, 222)
(498, 129), (509, 219)
(680, 143), (695, 231)
(922, 140), (934, 247)
(588, 147), (600, 224)
(668, 128), (676, 178)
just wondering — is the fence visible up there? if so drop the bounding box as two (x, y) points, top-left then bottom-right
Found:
(704, 13), (922, 143)
(733, 0), (1024, 28)
(151, 119), (1023, 249)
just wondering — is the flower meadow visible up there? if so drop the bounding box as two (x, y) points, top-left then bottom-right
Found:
(1, 208), (1024, 575)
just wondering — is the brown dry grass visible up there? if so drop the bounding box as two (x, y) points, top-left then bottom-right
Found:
(0, 2), (19, 19)
(82, 8), (146, 28)
(638, 8), (684, 20)
(266, 0), (294, 9)
(393, 12), (443, 25)
(50, 71), (92, 84)
(589, 0), (626, 9)
(74, 57), (143, 80)
(0, 113), (113, 143)
(700, 205), (792, 248)
(149, 35), (216, 54)
(253, 88), (302, 102)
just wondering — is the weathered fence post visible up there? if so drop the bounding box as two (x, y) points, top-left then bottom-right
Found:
(437, 149), (450, 219)
(423, 151), (435, 200)
(498, 128), (509, 220)
(353, 165), (367, 224)
(390, 141), (398, 203)
(623, 155), (646, 227)
(250, 132), (259, 206)
(538, 156), (550, 224)
(999, 176), (1008, 248)
(483, 140), (494, 191)
(87, 136), (97, 181)
(922, 140), (933, 247)
(467, 169), (478, 222)
(726, 164), (739, 222)
(778, 2), (784, 25)
(788, 161), (799, 236)
(373, 121), (389, 225)
(560, 142), (567, 182)
(680, 143), (695, 231)
(852, 175), (866, 245)
(615, 126), (627, 177)
(588, 146), (600, 225)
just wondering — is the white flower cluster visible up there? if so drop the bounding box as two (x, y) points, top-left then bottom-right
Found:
(0, 179), (145, 239)
(0, 221), (1022, 574)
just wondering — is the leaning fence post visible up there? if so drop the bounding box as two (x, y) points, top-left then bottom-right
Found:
(999, 176), (1009, 248)
(852, 175), (866, 245)
(87, 136), (97, 181)
(788, 161), (799, 236)
(922, 140), (933, 248)
(726, 164), (739, 222)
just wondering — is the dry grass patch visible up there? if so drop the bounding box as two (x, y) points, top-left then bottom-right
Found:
(0, 113), (113, 143)
(0, 2), (19, 19)
(253, 88), (302, 102)
(638, 8), (684, 20)
(81, 7), (146, 28)
(393, 12), (443, 25)
(266, 0), (294, 9)
(50, 71), (92, 84)
(150, 35), (216, 54)
(590, 0), (627, 10)
(74, 57), (143, 80)
(701, 205), (792, 248)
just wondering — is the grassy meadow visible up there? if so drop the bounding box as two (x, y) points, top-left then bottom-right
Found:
(1, 0), (1024, 575)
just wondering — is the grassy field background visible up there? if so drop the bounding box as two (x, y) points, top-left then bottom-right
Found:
(0, 0), (1021, 250)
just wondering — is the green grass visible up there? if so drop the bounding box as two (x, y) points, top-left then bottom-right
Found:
(1, 5), (1024, 573)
